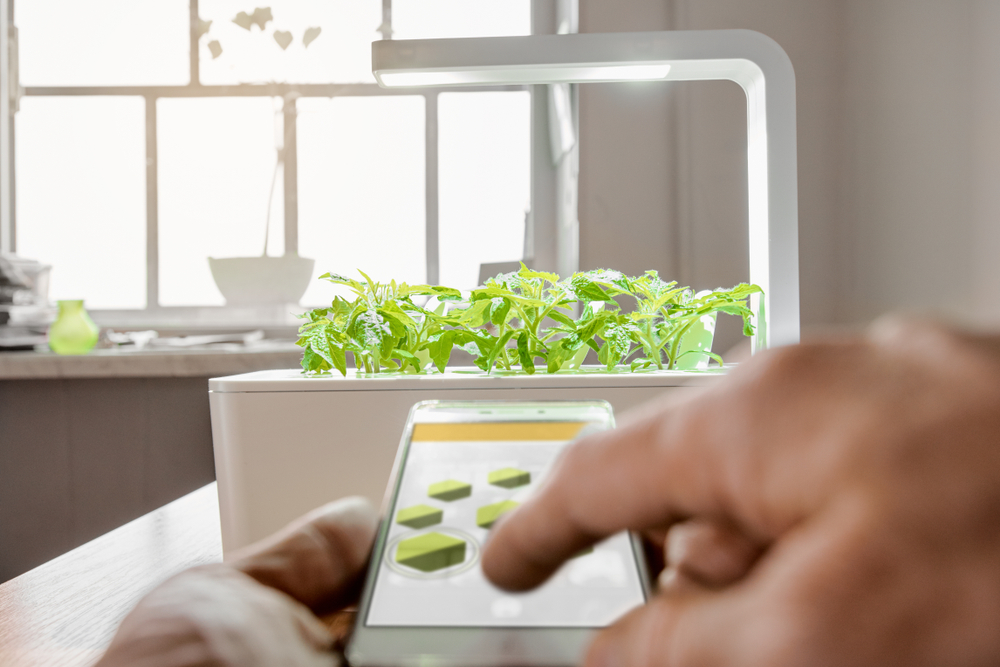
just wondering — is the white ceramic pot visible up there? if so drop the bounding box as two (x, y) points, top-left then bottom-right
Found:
(208, 255), (315, 305)
(209, 367), (726, 554)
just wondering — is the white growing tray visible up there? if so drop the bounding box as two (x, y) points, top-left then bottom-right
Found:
(209, 367), (722, 553)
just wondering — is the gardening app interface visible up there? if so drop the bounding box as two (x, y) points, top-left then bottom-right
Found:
(365, 420), (646, 627)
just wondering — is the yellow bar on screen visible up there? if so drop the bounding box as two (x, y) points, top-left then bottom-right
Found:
(412, 422), (589, 442)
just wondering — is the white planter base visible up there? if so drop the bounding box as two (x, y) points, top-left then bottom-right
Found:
(209, 367), (726, 554)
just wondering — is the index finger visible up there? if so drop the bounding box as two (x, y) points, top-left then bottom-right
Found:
(480, 343), (846, 592)
(480, 392), (729, 591)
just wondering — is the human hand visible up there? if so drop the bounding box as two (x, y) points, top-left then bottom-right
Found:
(482, 317), (1000, 667)
(96, 497), (378, 667)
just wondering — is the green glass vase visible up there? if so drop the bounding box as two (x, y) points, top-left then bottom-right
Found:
(48, 300), (99, 355)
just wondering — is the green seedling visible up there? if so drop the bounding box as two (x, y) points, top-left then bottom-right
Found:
(298, 267), (761, 376)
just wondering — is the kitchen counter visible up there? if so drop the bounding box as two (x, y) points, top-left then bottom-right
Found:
(0, 341), (303, 582)
(0, 341), (303, 380)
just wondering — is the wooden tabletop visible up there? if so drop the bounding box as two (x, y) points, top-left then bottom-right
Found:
(0, 484), (222, 667)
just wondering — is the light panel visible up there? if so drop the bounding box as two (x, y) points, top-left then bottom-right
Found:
(370, 30), (802, 350)
(377, 63), (671, 87)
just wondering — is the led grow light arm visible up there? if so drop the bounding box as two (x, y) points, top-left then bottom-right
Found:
(373, 29), (799, 350)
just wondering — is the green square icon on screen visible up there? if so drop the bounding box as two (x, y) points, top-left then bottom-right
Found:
(395, 504), (443, 529)
(395, 532), (467, 572)
(488, 467), (531, 489)
(476, 500), (520, 529)
(428, 479), (472, 501)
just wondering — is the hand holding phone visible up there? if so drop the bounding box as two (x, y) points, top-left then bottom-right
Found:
(347, 400), (651, 667)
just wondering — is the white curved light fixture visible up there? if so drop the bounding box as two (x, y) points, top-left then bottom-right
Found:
(373, 30), (800, 350)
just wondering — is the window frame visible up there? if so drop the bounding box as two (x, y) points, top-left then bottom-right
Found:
(2, 0), (565, 329)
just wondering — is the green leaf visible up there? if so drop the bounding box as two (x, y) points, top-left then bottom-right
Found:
(470, 286), (548, 309)
(320, 272), (365, 294)
(516, 331), (535, 374)
(547, 310), (575, 327)
(517, 264), (560, 285)
(356, 269), (377, 291)
(350, 310), (388, 351)
(569, 275), (616, 302)
(380, 300), (418, 328)
(630, 358), (655, 372)
(377, 307), (415, 340)
(428, 331), (455, 373)
(379, 329), (396, 360)
(453, 299), (492, 328)
(489, 297), (511, 326)
(328, 296), (355, 328)
(430, 285), (464, 301)
(546, 344), (570, 374)
(575, 269), (632, 294)
(301, 347), (327, 373)
(329, 339), (347, 376)
(574, 313), (609, 344)
(599, 323), (634, 369)
(483, 329), (516, 372)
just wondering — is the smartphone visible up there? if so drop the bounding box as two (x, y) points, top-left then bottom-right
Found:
(346, 400), (652, 667)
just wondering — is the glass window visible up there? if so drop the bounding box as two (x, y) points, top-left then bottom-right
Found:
(11, 0), (539, 318)
(392, 0), (531, 40)
(15, 0), (189, 86)
(297, 96), (426, 305)
(438, 91), (531, 289)
(198, 0), (381, 85)
(157, 97), (280, 306)
(15, 97), (147, 309)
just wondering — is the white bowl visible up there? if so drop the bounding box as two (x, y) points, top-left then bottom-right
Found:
(208, 255), (315, 306)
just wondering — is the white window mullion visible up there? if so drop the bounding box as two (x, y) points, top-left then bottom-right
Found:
(145, 95), (159, 309)
(425, 91), (439, 285)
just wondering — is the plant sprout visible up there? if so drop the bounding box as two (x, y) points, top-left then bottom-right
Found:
(297, 266), (762, 376)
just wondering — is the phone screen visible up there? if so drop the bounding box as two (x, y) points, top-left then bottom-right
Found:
(364, 404), (647, 628)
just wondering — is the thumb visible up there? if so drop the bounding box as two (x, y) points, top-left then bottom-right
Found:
(231, 496), (379, 614)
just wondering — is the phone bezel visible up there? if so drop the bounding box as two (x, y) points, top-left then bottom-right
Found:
(346, 400), (653, 667)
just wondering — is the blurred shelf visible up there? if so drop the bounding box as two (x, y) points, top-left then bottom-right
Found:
(0, 341), (303, 380)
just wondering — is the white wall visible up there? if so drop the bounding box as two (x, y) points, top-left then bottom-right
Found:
(577, 0), (678, 280)
(577, 0), (1000, 345)
(972, 0), (1000, 326)
(841, 0), (1000, 327)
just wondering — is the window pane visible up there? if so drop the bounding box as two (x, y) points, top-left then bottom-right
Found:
(15, 97), (147, 309)
(15, 0), (188, 86)
(298, 96), (425, 306)
(438, 92), (530, 289)
(392, 0), (530, 40)
(158, 98), (281, 306)
(198, 0), (381, 84)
